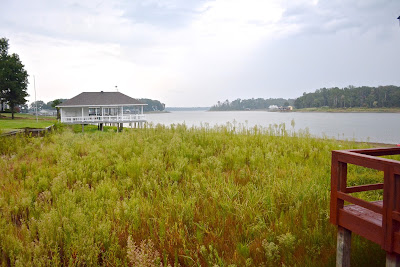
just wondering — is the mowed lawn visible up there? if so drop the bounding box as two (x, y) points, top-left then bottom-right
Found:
(0, 113), (56, 132)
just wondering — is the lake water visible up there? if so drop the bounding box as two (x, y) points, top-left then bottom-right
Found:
(136, 111), (400, 144)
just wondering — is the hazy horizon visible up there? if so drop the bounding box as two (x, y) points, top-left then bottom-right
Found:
(1, 0), (399, 107)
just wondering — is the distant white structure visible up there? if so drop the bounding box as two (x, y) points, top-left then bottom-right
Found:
(0, 99), (9, 111)
(269, 105), (279, 110)
(39, 109), (57, 116)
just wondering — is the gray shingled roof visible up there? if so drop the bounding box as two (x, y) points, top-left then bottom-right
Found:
(57, 92), (145, 107)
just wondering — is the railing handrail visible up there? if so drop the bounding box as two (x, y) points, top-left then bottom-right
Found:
(333, 149), (400, 173)
(336, 191), (383, 214)
(61, 114), (146, 123)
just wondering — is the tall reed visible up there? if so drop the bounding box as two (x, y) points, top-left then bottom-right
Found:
(0, 123), (385, 266)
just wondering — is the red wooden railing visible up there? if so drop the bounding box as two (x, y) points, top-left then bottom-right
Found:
(330, 147), (400, 254)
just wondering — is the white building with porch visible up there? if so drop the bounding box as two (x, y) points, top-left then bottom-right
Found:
(57, 91), (146, 131)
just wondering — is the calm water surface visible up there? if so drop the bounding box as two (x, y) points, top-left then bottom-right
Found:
(141, 111), (400, 144)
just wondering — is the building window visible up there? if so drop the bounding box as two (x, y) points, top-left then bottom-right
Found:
(104, 108), (118, 116)
(89, 107), (101, 116)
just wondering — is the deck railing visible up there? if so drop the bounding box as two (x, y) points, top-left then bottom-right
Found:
(330, 147), (400, 253)
(61, 114), (146, 123)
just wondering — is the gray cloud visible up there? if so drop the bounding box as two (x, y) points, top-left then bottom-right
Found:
(283, 0), (400, 36)
(0, 0), (399, 106)
(119, 0), (206, 28)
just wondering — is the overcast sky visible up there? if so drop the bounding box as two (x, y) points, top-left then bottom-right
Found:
(1, 0), (399, 107)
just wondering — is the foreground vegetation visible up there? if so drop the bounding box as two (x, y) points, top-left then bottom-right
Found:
(0, 123), (388, 266)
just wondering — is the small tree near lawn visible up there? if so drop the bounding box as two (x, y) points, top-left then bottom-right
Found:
(51, 99), (63, 120)
(0, 37), (29, 119)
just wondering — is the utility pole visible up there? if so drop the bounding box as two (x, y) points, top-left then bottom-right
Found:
(34, 75), (38, 122)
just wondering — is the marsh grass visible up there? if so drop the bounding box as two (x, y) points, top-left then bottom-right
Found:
(0, 123), (387, 266)
(71, 124), (119, 133)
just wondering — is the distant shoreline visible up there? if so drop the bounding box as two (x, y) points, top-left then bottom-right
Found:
(165, 107), (210, 112)
(294, 107), (400, 113)
(144, 110), (170, 114)
(208, 107), (400, 113)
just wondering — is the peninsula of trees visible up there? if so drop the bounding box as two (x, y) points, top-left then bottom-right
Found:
(138, 98), (165, 112)
(210, 85), (400, 111)
(210, 98), (295, 111)
(294, 85), (400, 109)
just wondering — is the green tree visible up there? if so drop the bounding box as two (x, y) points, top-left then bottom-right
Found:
(51, 99), (63, 120)
(0, 38), (29, 119)
(30, 100), (45, 111)
(138, 98), (165, 112)
(294, 85), (400, 109)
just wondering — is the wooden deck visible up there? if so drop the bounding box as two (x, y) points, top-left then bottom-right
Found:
(330, 147), (400, 266)
(61, 114), (146, 124)
(340, 201), (383, 246)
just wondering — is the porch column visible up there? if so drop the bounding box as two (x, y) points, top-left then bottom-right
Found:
(60, 107), (63, 122)
(81, 107), (84, 122)
(141, 105), (143, 114)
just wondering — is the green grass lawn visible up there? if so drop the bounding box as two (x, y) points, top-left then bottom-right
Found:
(0, 113), (56, 133)
(0, 112), (56, 120)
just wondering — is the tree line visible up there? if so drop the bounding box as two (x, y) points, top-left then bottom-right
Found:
(294, 85), (400, 109)
(29, 99), (67, 111)
(138, 98), (165, 112)
(210, 98), (295, 111)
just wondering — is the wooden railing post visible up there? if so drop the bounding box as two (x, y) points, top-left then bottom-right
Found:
(395, 174), (400, 214)
(338, 161), (348, 192)
(385, 170), (400, 265)
(331, 152), (339, 224)
(337, 226), (351, 267)
(331, 152), (347, 225)
(386, 252), (400, 267)
(383, 167), (395, 252)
